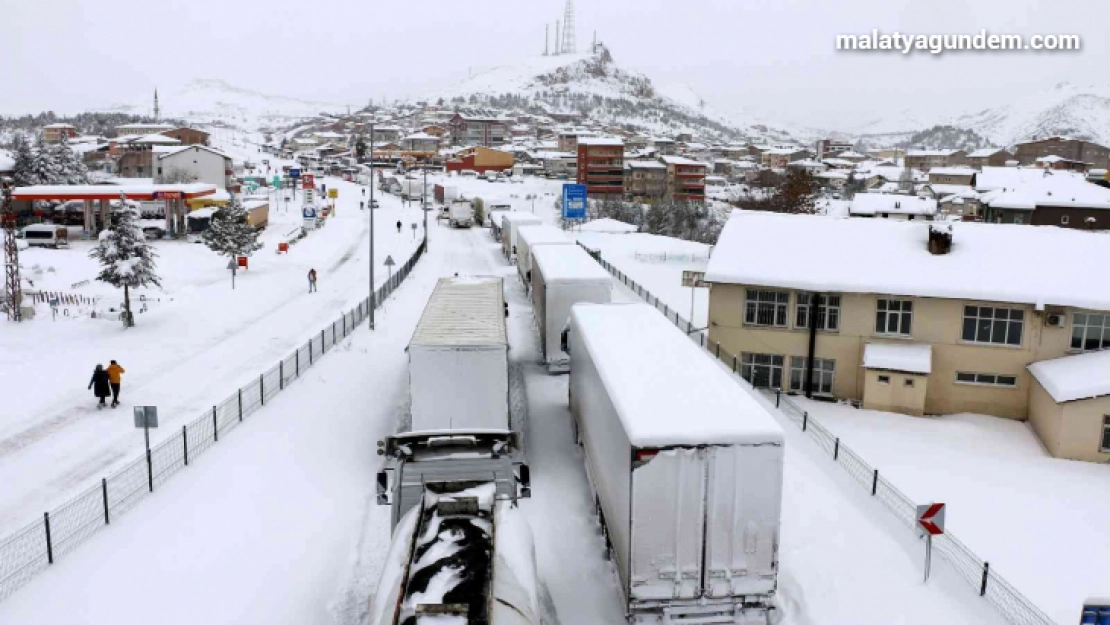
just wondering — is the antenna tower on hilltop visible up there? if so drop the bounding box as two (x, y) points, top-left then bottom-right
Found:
(561, 0), (577, 54)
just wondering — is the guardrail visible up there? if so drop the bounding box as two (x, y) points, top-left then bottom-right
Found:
(0, 237), (427, 604)
(583, 242), (1056, 625)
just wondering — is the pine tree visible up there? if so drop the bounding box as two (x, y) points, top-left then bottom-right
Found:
(53, 134), (89, 185)
(89, 198), (161, 327)
(202, 196), (263, 286)
(28, 134), (60, 185)
(10, 135), (36, 187)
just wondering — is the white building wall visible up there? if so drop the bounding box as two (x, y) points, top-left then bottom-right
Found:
(157, 148), (229, 188)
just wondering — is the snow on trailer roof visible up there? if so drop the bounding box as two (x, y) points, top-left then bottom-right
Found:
(578, 218), (638, 233)
(517, 224), (571, 247)
(1028, 350), (1110, 403)
(410, 277), (507, 348)
(863, 343), (932, 374)
(531, 245), (612, 285)
(706, 210), (1110, 311)
(571, 303), (783, 447)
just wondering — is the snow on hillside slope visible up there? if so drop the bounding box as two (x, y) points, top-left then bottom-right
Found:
(102, 79), (349, 132)
(947, 81), (1110, 146)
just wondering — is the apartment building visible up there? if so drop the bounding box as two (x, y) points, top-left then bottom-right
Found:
(659, 155), (707, 202)
(927, 167), (976, 185)
(161, 127), (210, 146)
(156, 145), (233, 188)
(116, 123), (175, 137)
(1014, 136), (1110, 170)
(623, 160), (667, 201)
(575, 137), (624, 196)
(556, 130), (595, 153)
(43, 123), (78, 144)
(967, 148), (1014, 169)
(904, 149), (967, 172)
(448, 114), (508, 147)
(761, 148), (808, 169)
(815, 139), (854, 160)
(703, 210), (1110, 462)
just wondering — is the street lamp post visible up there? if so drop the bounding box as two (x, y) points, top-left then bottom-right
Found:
(422, 166), (429, 252)
(369, 122), (375, 331)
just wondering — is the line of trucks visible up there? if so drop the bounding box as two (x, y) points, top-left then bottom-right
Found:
(368, 214), (785, 625)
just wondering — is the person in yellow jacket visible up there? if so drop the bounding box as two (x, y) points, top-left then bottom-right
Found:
(106, 360), (125, 408)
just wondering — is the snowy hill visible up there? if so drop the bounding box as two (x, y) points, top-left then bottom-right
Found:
(945, 81), (1110, 146)
(431, 45), (796, 144)
(101, 79), (349, 132)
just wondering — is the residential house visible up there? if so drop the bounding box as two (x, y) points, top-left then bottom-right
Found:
(659, 155), (708, 203)
(540, 152), (577, 178)
(815, 139), (854, 160)
(1014, 136), (1110, 170)
(761, 148), (808, 169)
(866, 147), (905, 161)
(834, 150), (868, 163)
(557, 130), (595, 153)
(786, 160), (828, 175)
(422, 125), (447, 138)
(448, 114), (508, 147)
(978, 170), (1110, 228)
(161, 127), (210, 146)
(1036, 155), (1090, 173)
(927, 167), (976, 186)
(967, 147), (1013, 169)
(904, 149), (967, 172)
(445, 146), (514, 174)
(371, 125), (404, 144)
(400, 132), (442, 153)
(156, 145), (233, 188)
(849, 193), (937, 220)
(576, 137), (624, 197)
(703, 210), (1110, 462)
(43, 123), (77, 144)
(651, 137), (677, 156)
(115, 122), (175, 137)
(623, 160), (667, 201)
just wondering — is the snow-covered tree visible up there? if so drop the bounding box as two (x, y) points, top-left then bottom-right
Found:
(28, 134), (60, 185)
(52, 134), (89, 185)
(202, 195), (263, 286)
(10, 135), (36, 187)
(89, 197), (161, 327)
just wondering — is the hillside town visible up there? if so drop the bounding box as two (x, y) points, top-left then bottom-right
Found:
(2, 4), (1110, 625)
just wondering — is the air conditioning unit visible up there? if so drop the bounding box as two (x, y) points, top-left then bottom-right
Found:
(1045, 314), (1066, 328)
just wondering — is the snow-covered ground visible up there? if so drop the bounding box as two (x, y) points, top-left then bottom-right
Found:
(0, 174), (423, 536)
(789, 400), (1110, 625)
(0, 221), (1006, 624)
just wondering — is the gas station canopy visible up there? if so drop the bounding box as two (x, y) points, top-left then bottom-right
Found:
(11, 183), (218, 202)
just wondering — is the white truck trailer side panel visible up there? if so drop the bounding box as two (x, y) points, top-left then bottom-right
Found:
(409, 345), (509, 431)
(515, 224), (572, 285)
(532, 245), (612, 366)
(503, 213), (543, 259)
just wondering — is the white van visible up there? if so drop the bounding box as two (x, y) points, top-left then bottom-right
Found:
(20, 225), (69, 249)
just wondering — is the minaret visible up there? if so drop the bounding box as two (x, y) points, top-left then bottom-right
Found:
(153, 89), (160, 121)
(561, 0), (576, 54)
(545, 24), (549, 56)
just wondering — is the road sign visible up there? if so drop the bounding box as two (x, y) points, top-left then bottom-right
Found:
(302, 173), (315, 189)
(917, 503), (946, 535)
(1082, 599), (1110, 624)
(289, 167), (301, 179)
(682, 270), (707, 288)
(133, 406), (159, 429)
(302, 206), (317, 219)
(562, 183), (587, 220)
(328, 188), (338, 199)
(384, 255), (395, 267)
(154, 191), (183, 200)
(227, 259), (237, 270)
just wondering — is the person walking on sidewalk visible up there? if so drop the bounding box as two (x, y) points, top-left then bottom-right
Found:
(396, 220), (402, 234)
(308, 268), (318, 293)
(88, 364), (110, 409)
(106, 360), (126, 408)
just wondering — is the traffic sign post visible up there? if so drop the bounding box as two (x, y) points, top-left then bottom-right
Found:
(384, 255), (395, 286)
(681, 270), (707, 330)
(227, 258), (237, 289)
(916, 502), (946, 582)
(134, 406), (159, 493)
(562, 183), (587, 221)
(411, 222), (417, 240)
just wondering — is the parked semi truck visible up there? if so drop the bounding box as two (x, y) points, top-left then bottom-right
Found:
(449, 201), (474, 228)
(515, 224), (572, 288)
(565, 303), (785, 625)
(530, 244), (612, 372)
(500, 212), (542, 260)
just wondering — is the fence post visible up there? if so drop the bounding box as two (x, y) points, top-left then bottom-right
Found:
(183, 425), (189, 466)
(280, 361), (284, 390)
(213, 406), (219, 442)
(802, 411), (808, 431)
(310, 338), (314, 365)
(700, 333), (705, 347)
(146, 448), (153, 493)
(715, 342), (721, 358)
(321, 329), (325, 353)
(343, 314), (347, 336)
(775, 389), (781, 408)
(871, 469), (878, 495)
(333, 322), (336, 345)
(44, 512), (53, 565)
(732, 355), (738, 373)
(102, 478), (110, 525)
(296, 349), (300, 377)
(834, 438), (840, 461)
(980, 562), (990, 596)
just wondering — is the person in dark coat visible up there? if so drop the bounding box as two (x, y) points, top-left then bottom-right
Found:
(88, 364), (110, 409)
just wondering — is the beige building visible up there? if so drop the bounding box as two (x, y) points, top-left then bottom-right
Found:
(703, 210), (1110, 462)
(623, 160), (667, 201)
(904, 149), (967, 172)
(967, 147), (1014, 169)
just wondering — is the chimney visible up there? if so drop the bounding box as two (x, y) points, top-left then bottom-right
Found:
(928, 224), (953, 255)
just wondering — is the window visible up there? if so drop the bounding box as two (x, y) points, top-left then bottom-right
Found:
(795, 294), (841, 332)
(1061, 215), (1070, 225)
(1102, 416), (1110, 453)
(744, 290), (789, 327)
(962, 306), (1023, 346)
(877, 375), (890, 385)
(740, 353), (784, 389)
(788, 357), (836, 395)
(876, 299), (913, 336)
(904, 379), (915, 387)
(955, 372), (1018, 387)
(1071, 313), (1110, 352)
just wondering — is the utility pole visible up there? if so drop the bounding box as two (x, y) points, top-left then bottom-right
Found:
(369, 122), (376, 331)
(422, 165), (429, 252)
(2, 182), (22, 322)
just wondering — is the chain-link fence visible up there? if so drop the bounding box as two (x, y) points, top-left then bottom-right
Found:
(584, 243), (1057, 625)
(0, 238), (426, 604)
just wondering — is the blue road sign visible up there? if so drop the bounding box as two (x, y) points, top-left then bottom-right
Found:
(289, 167), (301, 179)
(562, 183), (587, 220)
(302, 206), (317, 219)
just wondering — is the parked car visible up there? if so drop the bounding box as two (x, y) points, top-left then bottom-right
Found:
(19, 225), (69, 249)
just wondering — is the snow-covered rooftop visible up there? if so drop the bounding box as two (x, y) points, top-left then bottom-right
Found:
(577, 137), (623, 147)
(658, 155), (707, 167)
(928, 167), (976, 176)
(410, 277), (506, 348)
(518, 224), (572, 247)
(906, 149), (962, 157)
(156, 145), (231, 160)
(863, 343), (932, 374)
(531, 244), (611, 285)
(578, 217), (638, 233)
(968, 148), (1009, 158)
(626, 160), (666, 170)
(705, 210), (1110, 310)
(982, 172), (1110, 211)
(975, 166), (1083, 192)
(1028, 350), (1110, 403)
(571, 303), (784, 446)
(849, 193), (937, 216)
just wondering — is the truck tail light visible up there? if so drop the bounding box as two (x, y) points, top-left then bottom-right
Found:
(634, 449), (658, 466)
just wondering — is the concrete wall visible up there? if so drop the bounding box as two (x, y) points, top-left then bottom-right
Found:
(1060, 397), (1110, 462)
(1028, 379), (1065, 455)
(862, 370), (928, 416)
(158, 147), (228, 188)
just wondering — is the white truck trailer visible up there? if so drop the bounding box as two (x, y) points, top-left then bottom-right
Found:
(488, 209), (510, 241)
(566, 303), (785, 625)
(408, 277), (509, 432)
(500, 212), (542, 260)
(449, 201), (474, 228)
(515, 224), (572, 287)
(530, 245), (611, 372)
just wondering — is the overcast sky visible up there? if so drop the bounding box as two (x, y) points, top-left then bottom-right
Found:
(2, 0), (1105, 130)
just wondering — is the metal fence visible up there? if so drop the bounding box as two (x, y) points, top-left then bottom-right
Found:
(584, 242), (1057, 625)
(0, 238), (427, 604)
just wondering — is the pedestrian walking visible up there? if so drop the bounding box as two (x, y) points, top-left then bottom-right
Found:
(106, 360), (126, 408)
(396, 220), (402, 233)
(360, 201), (365, 210)
(88, 364), (111, 409)
(362, 188), (366, 196)
(308, 268), (318, 293)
